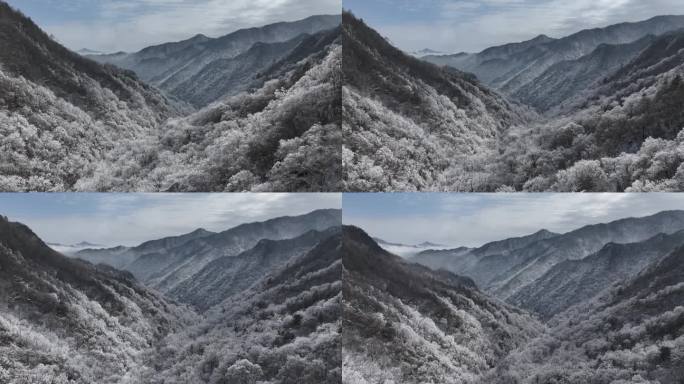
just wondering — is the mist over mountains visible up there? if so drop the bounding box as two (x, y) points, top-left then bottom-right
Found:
(345, 10), (684, 191)
(0, 209), (342, 383)
(0, 1), (341, 192)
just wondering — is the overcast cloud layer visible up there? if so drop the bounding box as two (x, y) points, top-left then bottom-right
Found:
(344, 0), (684, 53)
(7, 0), (340, 52)
(343, 193), (684, 248)
(0, 193), (341, 247)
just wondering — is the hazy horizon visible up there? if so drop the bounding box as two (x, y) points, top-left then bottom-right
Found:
(0, 193), (341, 247)
(343, 193), (684, 247)
(343, 0), (684, 53)
(5, 0), (341, 53)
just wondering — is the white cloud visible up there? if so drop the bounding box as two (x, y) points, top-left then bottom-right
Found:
(37, 0), (340, 52)
(344, 193), (684, 248)
(16, 193), (341, 247)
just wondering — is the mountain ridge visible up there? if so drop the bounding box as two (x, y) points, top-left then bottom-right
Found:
(74, 209), (342, 297)
(89, 14), (341, 107)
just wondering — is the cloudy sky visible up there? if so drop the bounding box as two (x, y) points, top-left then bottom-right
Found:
(0, 193), (340, 247)
(7, 0), (340, 52)
(343, 193), (684, 248)
(344, 0), (684, 53)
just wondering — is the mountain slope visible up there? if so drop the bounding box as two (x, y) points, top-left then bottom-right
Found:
(342, 11), (530, 191)
(168, 227), (340, 310)
(0, 1), (341, 192)
(147, 209), (341, 294)
(487, 210), (684, 300)
(512, 35), (657, 112)
(169, 34), (307, 107)
(414, 16), (684, 191)
(0, 1), (183, 191)
(342, 226), (542, 383)
(0, 216), (195, 383)
(75, 228), (215, 271)
(423, 34), (557, 84)
(146, 230), (342, 384)
(509, 230), (684, 319)
(488, 28), (684, 192)
(412, 229), (559, 279)
(90, 15), (341, 107)
(77, 209), (341, 297)
(486, 245), (684, 383)
(410, 211), (684, 304)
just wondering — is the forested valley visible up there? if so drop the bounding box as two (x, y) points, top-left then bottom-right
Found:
(0, 209), (342, 383)
(343, 11), (684, 191)
(0, 2), (342, 192)
(344, 211), (684, 383)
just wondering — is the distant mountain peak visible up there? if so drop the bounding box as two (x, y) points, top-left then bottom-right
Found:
(533, 229), (557, 236)
(531, 34), (555, 42)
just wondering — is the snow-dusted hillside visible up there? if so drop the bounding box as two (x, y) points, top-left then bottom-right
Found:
(145, 229), (342, 384)
(169, 227), (340, 311)
(342, 11), (531, 191)
(483, 245), (684, 383)
(0, 216), (196, 383)
(0, 1), (185, 191)
(509, 230), (684, 319)
(343, 226), (542, 383)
